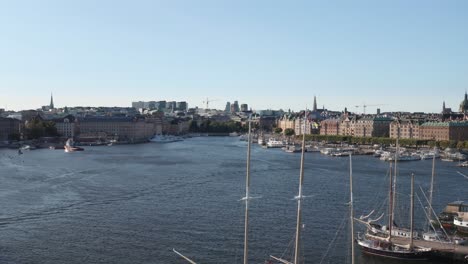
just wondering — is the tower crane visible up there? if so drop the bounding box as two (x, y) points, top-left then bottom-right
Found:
(354, 104), (387, 114)
(203, 98), (219, 109)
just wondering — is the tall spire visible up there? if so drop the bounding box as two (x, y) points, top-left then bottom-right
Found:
(443, 101), (445, 111)
(50, 93), (54, 109)
(313, 96), (317, 111)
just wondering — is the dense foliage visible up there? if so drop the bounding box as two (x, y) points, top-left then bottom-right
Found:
(284, 128), (295, 136)
(189, 120), (249, 133)
(24, 118), (58, 139)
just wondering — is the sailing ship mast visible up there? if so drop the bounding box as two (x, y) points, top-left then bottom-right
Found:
(410, 173), (415, 250)
(391, 125), (400, 233)
(387, 162), (394, 241)
(293, 111), (307, 264)
(243, 121), (252, 264)
(349, 154), (355, 264)
(427, 155), (436, 230)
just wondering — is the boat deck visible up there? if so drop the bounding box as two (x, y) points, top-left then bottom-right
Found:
(390, 236), (468, 257)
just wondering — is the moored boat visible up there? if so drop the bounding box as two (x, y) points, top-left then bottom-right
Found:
(266, 138), (284, 148)
(454, 214), (468, 235)
(150, 135), (183, 143)
(356, 132), (432, 260)
(64, 138), (84, 153)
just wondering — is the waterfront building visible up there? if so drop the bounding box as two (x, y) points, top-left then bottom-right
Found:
(76, 116), (158, 142)
(294, 113), (314, 135)
(390, 119), (422, 139)
(0, 117), (21, 141)
(162, 117), (190, 135)
(339, 115), (356, 136)
(277, 113), (297, 133)
(277, 111), (317, 135)
(53, 115), (77, 138)
(347, 116), (392, 138)
(320, 119), (341, 135)
(420, 121), (468, 141)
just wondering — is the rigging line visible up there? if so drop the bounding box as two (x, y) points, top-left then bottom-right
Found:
(457, 171), (468, 180)
(418, 185), (451, 240)
(415, 193), (439, 239)
(319, 212), (348, 264)
(279, 232), (296, 260)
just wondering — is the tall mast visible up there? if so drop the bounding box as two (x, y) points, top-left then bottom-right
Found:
(349, 154), (355, 264)
(392, 126), (400, 231)
(387, 162), (394, 240)
(243, 121), (252, 264)
(427, 154), (436, 231)
(410, 173), (415, 250)
(294, 111), (307, 264)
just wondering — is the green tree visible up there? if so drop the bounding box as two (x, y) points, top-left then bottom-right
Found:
(274, 127), (283, 134)
(43, 121), (58, 137)
(284, 128), (295, 136)
(188, 120), (199, 132)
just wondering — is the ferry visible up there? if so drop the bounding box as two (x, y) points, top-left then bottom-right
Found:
(266, 138), (284, 148)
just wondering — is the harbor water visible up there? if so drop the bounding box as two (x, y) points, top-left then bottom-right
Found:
(0, 137), (466, 263)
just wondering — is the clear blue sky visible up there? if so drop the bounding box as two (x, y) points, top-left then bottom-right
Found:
(0, 0), (467, 113)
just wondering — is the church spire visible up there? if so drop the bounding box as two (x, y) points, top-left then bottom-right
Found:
(50, 93), (54, 109)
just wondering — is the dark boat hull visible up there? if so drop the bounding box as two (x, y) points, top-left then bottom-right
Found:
(360, 245), (431, 260)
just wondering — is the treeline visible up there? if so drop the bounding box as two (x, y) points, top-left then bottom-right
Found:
(189, 120), (250, 133)
(297, 134), (468, 149)
(24, 118), (58, 139)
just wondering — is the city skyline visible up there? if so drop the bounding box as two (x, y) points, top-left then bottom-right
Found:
(1, 1), (467, 112)
(2, 92), (465, 115)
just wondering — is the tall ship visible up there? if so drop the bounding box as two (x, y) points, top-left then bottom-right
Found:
(356, 132), (432, 260)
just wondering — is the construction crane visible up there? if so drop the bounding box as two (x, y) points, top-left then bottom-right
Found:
(354, 104), (387, 114)
(203, 98), (218, 109)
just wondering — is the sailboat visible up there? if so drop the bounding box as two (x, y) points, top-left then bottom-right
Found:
(356, 173), (432, 259)
(356, 127), (432, 260)
(173, 120), (255, 264)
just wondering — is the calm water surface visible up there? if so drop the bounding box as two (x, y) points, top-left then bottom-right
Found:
(0, 137), (466, 263)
